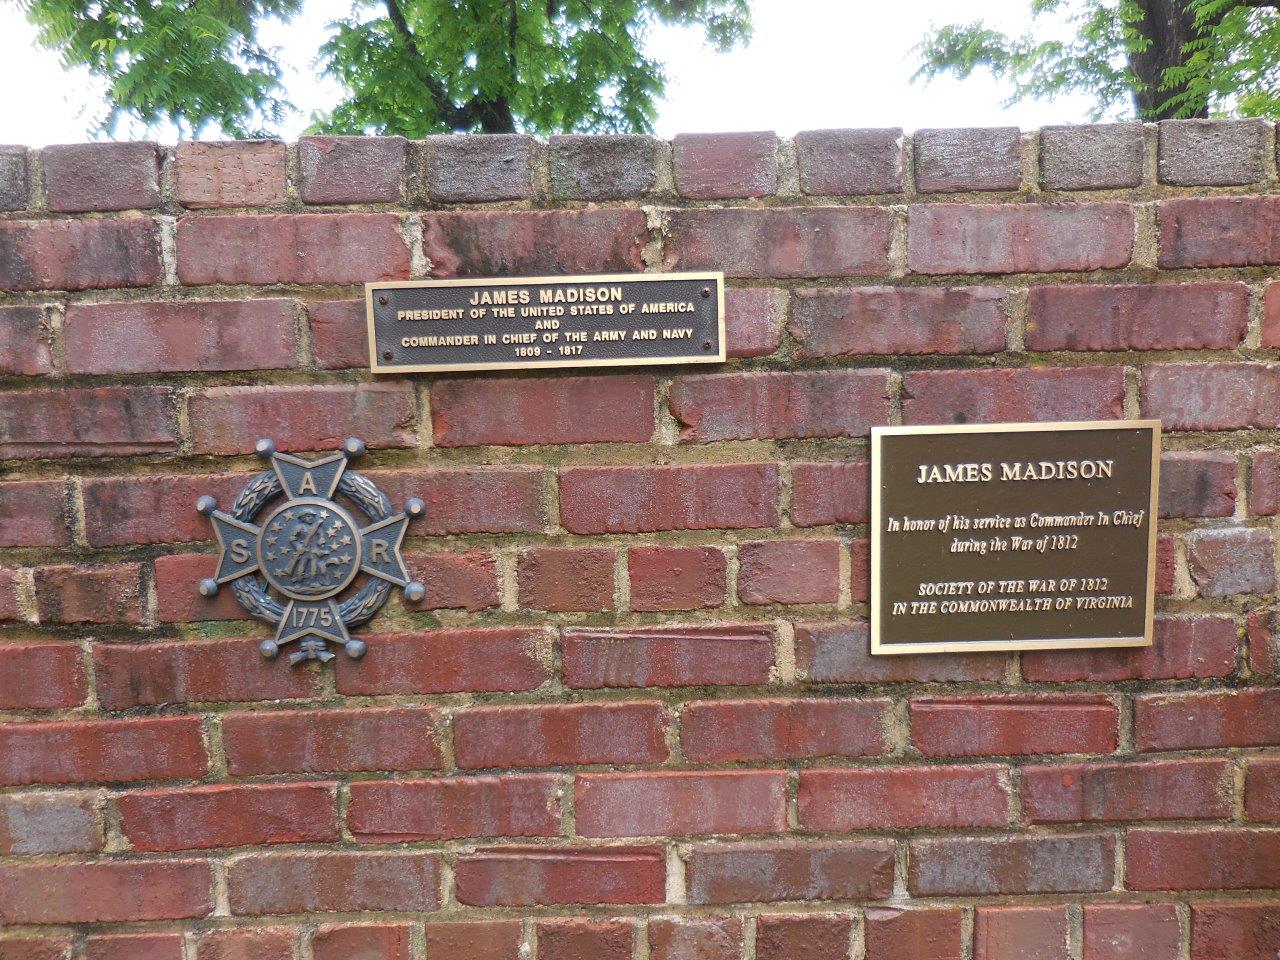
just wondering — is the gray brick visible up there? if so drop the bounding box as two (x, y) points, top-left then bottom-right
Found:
(1041, 124), (1145, 190)
(914, 127), (1021, 192)
(548, 134), (659, 200)
(1159, 119), (1270, 186)
(795, 129), (903, 195)
(0, 145), (29, 211)
(421, 134), (534, 203)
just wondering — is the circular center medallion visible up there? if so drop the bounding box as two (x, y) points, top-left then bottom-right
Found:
(257, 497), (363, 601)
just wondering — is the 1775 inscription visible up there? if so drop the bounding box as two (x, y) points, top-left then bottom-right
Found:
(871, 421), (1161, 655)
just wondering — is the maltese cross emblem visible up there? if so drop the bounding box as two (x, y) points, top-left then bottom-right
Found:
(196, 437), (425, 665)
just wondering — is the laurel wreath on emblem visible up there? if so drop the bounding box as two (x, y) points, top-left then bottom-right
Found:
(195, 438), (425, 665)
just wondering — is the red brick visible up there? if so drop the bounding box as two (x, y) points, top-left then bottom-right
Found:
(1248, 610), (1277, 676)
(975, 906), (1070, 960)
(82, 472), (250, 548)
(671, 369), (890, 442)
(648, 917), (741, 960)
(0, 860), (213, 924)
(1028, 283), (1248, 351)
(226, 851), (440, 914)
(790, 462), (869, 528)
(454, 701), (665, 769)
(177, 213), (409, 284)
(0, 305), (53, 375)
(154, 553), (249, 622)
(688, 840), (894, 904)
(0, 479), (68, 547)
(1142, 363), (1280, 430)
(850, 537), (870, 602)
(0, 938), (70, 960)
(865, 907), (964, 960)
(0, 217), (161, 291)
(84, 934), (183, 960)
(0, 386), (177, 458)
(681, 697), (886, 762)
(1187, 528), (1275, 596)
(575, 770), (787, 837)
(538, 919), (633, 960)
(422, 209), (646, 277)
(724, 286), (782, 358)
(420, 134), (534, 202)
(909, 203), (1133, 274)
(665, 206), (893, 278)
(65, 300), (297, 374)
(798, 765), (1010, 830)
(369, 465), (545, 534)
(0, 644), (85, 709)
(548, 134), (659, 201)
(1246, 759), (1280, 822)
(560, 463), (779, 533)
(562, 623), (775, 688)
(404, 550), (498, 611)
(335, 628), (548, 695)
(175, 140), (286, 207)
(1191, 902), (1280, 960)
(790, 286), (1006, 358)
(33, 563), (142, 624)
(755, 915), (853, 960)
(119, 782), (338, 851)
(1159, 451), (1238, 518)
(628, 546), (726, 611)
(517, 546), (616, 612)
(796, 127), (903, 195)
(0, 792), (99, 855)
(1251, 449), (1279, 515)
(1156, 534), (1176, 595)
(673, 131), (778, 199)
(1022, 758), (1231, 824)
(312, 924), (410, 960)
(432, 375), (654, 446)
(796, 621), (1005, 683)
(195, 928), (294, 960)
(308, 299), (366, 368)
(1159, 196), (1280, 267)
(1022, 614), (1238, 682)
(0, 716), (207, 787)
(222, 707), (444, 775)
(0, 569), (18, 623)
(910, 833), (1115, 895)
(738, 539), (841, 604)
(42, 141), (160, 212)
(1137, 688), (1280, 751)
(424, 921), (521, 960)
(903, 367), (1124, 424)
(299, 135), (406, 204)
(1264, 282), (1280, 348)
(1127, 829), (1280, 891)
(189, 383), (416, 455)
(455, 846), (664, 906)
(915, 126), (1021, 192)
(911, 695), (1118, 757)
(347, 775), (562, 841)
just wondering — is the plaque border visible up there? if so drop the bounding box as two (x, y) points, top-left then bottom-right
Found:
(870, 419), (1163, 655)
(364, 272), (727, 374)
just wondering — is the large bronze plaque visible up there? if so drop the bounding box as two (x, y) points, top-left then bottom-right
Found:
(871, 421), (1161, 655)
(365, 272), (724, 374)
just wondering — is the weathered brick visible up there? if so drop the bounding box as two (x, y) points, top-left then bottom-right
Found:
(673, 132), (778, 199)
(798, 765), (1010, 830)
(0, 305), (53, 375)
(0, 644), (85, 709)
(1157, 534), (1176, 595)
(421, 134), (534, 202)
(424, 921), (521, 960)
(222, 707), (444, 775)
(0, 218), (161, 291)
(648, 917), (741, 960)
(0, 386), (177, 459)
(1021, 758), (1231, 823)
(865, 907), (965, 960)
(560, 463), (777, 533)
(903, 367), (1124, 424)
(1027, 283), (1249, 351)
(1191, 902), (1280, 960)
(175, 140), (286, 207)
(914, 127), (1021, 192)
(687, 840), (895, 904)
(628, 546), (726, 611)
(1128, 829), (1280, 891)
(1040, 124), (1144, 190)
(227, 851), (440, 914)
(422, 209), (646, 277)
(671, 369), (890, 442)
(1246, 759), (1280, 822)
(405, 550), (498, 611)
(42, 141), (160, 211)
(911, 695), (1118, 757)
(154, 553), (249, 622)
(538, 919), (634, 960)
(0, 939), (71, 960)
(84, 934), (182, 960)
(975, 906), (1070, 960)
(1136, 688), (1280, 751)
(455, 701), (665, 769)
(562, 624), (775, 688)
(790, 461), (869, 527)
(548, 134), (659, 200)
(1248, 610), (1278, 677)
(724, 286), (782, 358)
(65, 300), (297, 374)
(312, 924), (410, 960)
(334, 628), (548, 695)
(1159, 451), (1238, 518)
(0, 144), (29, 210)
(177, 213), (410, 284)
(308, 299), (366, 368)
(455, 846), (664, 906)
(82, 471), (250, 547)
(1159, 196), (1280, 268)
(1186, 528), (1275, 597)
(1159, 119), (1270, 186)
(682, 697), (886, 762)
(796, 621), (1005, 683)
(795, 128), (903, 195)
(34, 563), (143, 624)
(0, 569), (18, 623)
(1142, 363), (1280, 430)
(755, 915), (852, 960)
(575, 770), (787, 837)
(737, 539), (842, 605)
(910, 833), (1115, 895)
(1263, 282), (1280, 349)
(0, 860), (213, 924)
(1252, 449), (1280, 515)
(0, 793), (99, 855)
(665, 206), (893, 278)
(517, 546), (616, 612)
(1083, 903), (1180, 960)
(195, 929), (294, 960)
(909, 203), (1133, 274)
(347, 775), (561, 842)
(298, 135), (406, 204)
(369, 465), (544, 534)
(433, 374), (654, 446)
(1022, 613), (1237, 682)
(0, 716), (207, 786)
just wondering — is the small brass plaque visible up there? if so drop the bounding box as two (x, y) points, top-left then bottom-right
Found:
(365, 272), (725, 374)
(871, 420), (1161, 655)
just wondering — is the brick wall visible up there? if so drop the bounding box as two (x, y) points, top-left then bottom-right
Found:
(1, 121), (1279, 960)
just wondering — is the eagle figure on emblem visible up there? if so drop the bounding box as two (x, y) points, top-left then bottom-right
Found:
(195, 437), (425, 665)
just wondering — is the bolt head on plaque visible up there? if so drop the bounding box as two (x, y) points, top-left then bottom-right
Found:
(196, 439), (423, 665)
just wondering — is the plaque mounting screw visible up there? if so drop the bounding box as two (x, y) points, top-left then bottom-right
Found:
(254, 438), (277, 460)
(703, 340), (713, 350)
(378, 295), (389, 306)
(342, 437), (366, 460)
(701, 287), (711, 298)
(382, 350), (394, 361)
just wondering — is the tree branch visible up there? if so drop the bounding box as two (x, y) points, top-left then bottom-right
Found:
(382, 0), (473, 127)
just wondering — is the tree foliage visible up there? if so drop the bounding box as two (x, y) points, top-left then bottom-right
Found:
(17, 0), (751, 137)
(914, 0), (1280, 121)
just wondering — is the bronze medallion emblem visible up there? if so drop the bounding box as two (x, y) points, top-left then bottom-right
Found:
(196, 437), (425, 664)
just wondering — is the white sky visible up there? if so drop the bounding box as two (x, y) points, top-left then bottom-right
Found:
(0, 0), (1105, 146)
